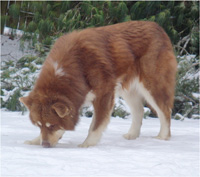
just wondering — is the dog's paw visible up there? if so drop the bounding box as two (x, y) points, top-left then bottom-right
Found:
(78, 141), (96, 148)
(24, 140), (33, 145)
(78, 143), (89, 148)
(123, 133), (139, 140)
(154, 135), (170, 140)
(78, 142), (92, 148)
(24, 139), (40, 145)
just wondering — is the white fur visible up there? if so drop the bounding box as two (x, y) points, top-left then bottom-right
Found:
(25, 130), (65, 147)
(122, 90), (144, 140)
(24, 134), (41, 145)
(79, 94), (112, 147)
(49, 130), (65, 147)
(78, 130), (102, 148)
(55, 67), (65, 76)
(116, 77), (170, 140)
(46, 122), (51, 127)
(37, 121), (42, 126)
(115, 79), (143, 139)
(59, 126), (65, 130)
(136, 80), (170, 139)
(82, 91), (96, 107)
(79, 111), (111, 148)
(52, 61), (65, 77)
(55, 129), (65, 136)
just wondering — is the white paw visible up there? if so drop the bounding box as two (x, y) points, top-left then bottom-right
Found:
(123, 133), (139, 140)
(24, 140), (33, 145)
(78, 143), (90, 148)
(154, 135), (170, 140)
(78, 141), (97, 148)
(24, 140), (40, 145)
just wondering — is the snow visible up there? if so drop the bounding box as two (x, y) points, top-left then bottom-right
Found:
(1, 88), (18, 102)
(3, 27), (24, 37)
(1, 34), (36, 62)
(1, 111), (199, 177)
(192, 93), (200, 99)
(174, 113), (185, 121)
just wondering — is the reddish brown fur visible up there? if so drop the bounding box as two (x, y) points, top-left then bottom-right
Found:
(20, 21), (177, 147)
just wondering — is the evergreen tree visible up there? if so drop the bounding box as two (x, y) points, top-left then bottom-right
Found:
(1, 1), (198, 55)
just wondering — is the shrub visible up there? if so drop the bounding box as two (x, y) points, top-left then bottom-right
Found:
(1, 55), (42, 111)
(174, 55), (199, 118)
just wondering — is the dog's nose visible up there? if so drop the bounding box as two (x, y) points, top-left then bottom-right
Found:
(42, 140), (50, 148)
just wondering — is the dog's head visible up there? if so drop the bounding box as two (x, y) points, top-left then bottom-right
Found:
(19, 92), (77, 148)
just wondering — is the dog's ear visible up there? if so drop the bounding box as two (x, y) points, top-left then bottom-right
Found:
(52, 102), (70, 118)
(19, 96), (32, 109)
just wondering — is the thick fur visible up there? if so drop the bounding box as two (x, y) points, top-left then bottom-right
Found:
(20, 21), (177, 148)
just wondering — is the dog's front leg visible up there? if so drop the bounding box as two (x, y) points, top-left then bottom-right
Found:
(24, 134), (41, 145)
(79, 92), (114, 148)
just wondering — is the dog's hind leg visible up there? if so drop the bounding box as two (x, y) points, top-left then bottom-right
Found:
(138, 82), (172, 140)
(79, 91), (114, 148)
(122, 89), (144, 140)
(24, 134), (41, 145)
(138, 51), (176, 140)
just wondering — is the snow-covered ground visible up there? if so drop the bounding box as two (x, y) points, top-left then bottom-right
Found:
(1, 34), (35, 62)
(1, 111), (199, 177)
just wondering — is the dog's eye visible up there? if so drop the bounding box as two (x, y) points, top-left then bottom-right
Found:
(49, 124), (55, 129)
(45, 122), (55, 129)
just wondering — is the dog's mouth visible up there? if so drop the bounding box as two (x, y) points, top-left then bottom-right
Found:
(41, 135), (63, 148)
(41, 130), (65, 148)
(42, 140), (51, 148)
(42, 140), (58, 148)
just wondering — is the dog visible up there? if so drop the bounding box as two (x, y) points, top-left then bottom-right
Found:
(19, 21), (177, 148)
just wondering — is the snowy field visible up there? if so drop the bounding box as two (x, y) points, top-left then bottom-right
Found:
(1, 111), (199, 177)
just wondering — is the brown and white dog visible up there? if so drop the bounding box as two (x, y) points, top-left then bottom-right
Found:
(19, 21), (177, 148)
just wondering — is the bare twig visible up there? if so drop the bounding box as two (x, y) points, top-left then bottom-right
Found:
(1, 52), (11, 56)
(180, 37), (190, 55)
(174, 45), (190, 55)
(182, 94), (196, 104)
(1, 52), (18, 60)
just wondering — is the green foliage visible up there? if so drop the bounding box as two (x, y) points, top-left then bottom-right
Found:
(6, 89), (22, 111)
(1, 55), (43, 111)
(9, 4), (20, 19)
(1, 15), (9, 33)
(112, 99), (130, 119)
(42, 36), (53, 46)
(38, 19), (54, 40)
(3, 1), (197, 55)
(190, 26), (199, 54)
(117, 2), (129, 22)
(174, 55), (199, 117)
(27, 21), (37, 33)
(112, 105), (130, 119)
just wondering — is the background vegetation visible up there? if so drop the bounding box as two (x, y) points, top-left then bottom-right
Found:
(1, 1), (199, 118)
